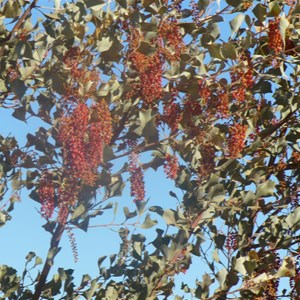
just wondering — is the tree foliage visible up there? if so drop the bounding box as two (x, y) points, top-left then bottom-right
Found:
(0, 0), (300, 299)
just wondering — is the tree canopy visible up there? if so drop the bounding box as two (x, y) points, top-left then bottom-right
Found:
(0, 0), (300, 299)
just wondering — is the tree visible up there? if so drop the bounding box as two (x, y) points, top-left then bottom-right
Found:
(0, 0), (300, 298)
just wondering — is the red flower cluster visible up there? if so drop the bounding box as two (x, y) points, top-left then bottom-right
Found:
(265, 253), (280, 298)
(57, 177), (79, 224)
(231, 72), (253, 103)
(198, 79), (211, 105)
(197, 80), (230, 120)
(128, 151), (145, 202)
(225, 232), (238, 254)
(161, 100), (182, 132)
(198, 144), (215, 179)
(164, 153), (179, 180)
(140, 53), (163, 106)
(58, 100), (112, 186)
(228, 124), (247, 158)
(216, 89), (229, 118)
(88, 100), (113, 172)
(230, 53), (254, 103)
(63, 47), (100, 103)
(6, 67), (19, 82)
(67, 227), (78, 263)
(268, 18), (283, 54)
(158, 19), (185, 61)
(184, 98), (202, 127)
(128, 30), (163, 106)
(38, 171), (55, 219)
(58, 102), (91, 183)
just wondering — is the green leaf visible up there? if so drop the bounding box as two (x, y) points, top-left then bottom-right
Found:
(140, 214), (157, 229)
(268, 1), (281, 17)
(19, 66), (36, 80)
(54, 0), (61, 9)
(221, 43), (237, 59)
(71, 204), (86, 220)
(97, 256), (106, 269)
(169, 191), (178, 200)
(116, 0), (127, 8)
(230, 14), (245, 38)
(142, 0), (155, 7)
(11, 171), (22, 191)
(113, 202), (118, 219)
(102, 145), (116, 163)
(252, 4), (267, 23)
(25, 252), (36, 262)
(11, 79), (27, 100)
(137, 41), (157, 56)
(34, 256), (43, 267)
(3, 0), (21, 18)
(212, 249), (220, 263)
(83, 279), (99, 300)
(97, 37), (113, 52)
(214, 233), (226, 249)
(123, 207), (137, 220)
(134, 109), (158, 142)
(133, 241), (143, 257)
(243, 260), (257, 276)
(286, 207), (300, 232)
(107, 176), (124, 197)
(15, 41), (33, 59)
(248, 273), (269, 294)
(149, 205), (164, 216)
(226, 0), (240, 7)
(198, 0), (210, 10)
(280, 15), (290, 48)
(256, 180), (276, 198)
(42, 12), (61, 20)
(12, 106), (27, 121)
(163, 209), (177, 226)
(234, 257), (247, 275)
(85, 0), (105, 9)
(0, 212), (8, 227)
(275, 257), (295, 278)
(206, 43), (223, 59)
(216, 268), (228, 290)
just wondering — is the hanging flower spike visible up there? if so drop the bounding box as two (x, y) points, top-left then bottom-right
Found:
(87, 99), (113, 185)
(164, 153), (179, 180)
(158, 19), (185, 61)
(128, 151), (145, 202)
(38, 171), (55, 219)
(228, 123), (247, 158)
(57, 177), (80, 225)
(268, 18), (283, 55)
(128, 29), (163, 106)
(58, 102), (91, 184)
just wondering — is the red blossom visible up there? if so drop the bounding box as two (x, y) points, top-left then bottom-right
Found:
(129, 151), (145, 202)
(164, 154), (179, 180)
(38, 171), (55, 219)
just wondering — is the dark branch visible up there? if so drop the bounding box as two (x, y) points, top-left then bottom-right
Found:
(32, 223), (65, 300)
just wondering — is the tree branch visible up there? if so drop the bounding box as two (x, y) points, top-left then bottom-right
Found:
(0, 0), (38, 45)
(32, 223), (65, 300)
